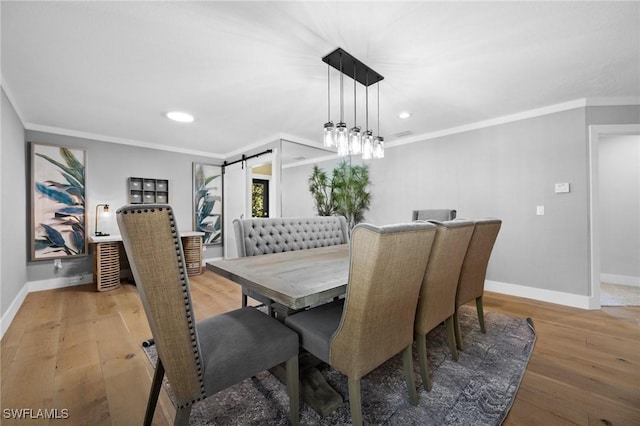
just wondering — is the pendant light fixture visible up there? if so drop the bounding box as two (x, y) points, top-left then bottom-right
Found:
(362, 72), (374, 160)
(323, 63), (335, 147)
(322, 48), (384, 160)
(373, 81), (385, 158)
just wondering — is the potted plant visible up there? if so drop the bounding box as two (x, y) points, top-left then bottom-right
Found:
(308, 160), (371, 231)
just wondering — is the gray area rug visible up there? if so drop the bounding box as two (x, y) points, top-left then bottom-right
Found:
(143, 305), (536, 425)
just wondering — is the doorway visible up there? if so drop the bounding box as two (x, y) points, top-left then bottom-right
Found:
(588, 125), (640, 308)
(222, 150), (279, 259)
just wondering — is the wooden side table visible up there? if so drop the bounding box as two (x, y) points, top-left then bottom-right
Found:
(181, 232), (203, 276)
(90, 231), (204, 291)
(90, 236), (123, 292)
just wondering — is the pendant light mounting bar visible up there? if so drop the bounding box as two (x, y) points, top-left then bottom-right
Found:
(322, 47), (383, 87)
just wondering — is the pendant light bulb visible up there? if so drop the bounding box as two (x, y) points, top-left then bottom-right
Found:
(373, 136), (384, 158)
(324, 121), (335, 147)
(349, 127), (362, 154)
(373, 81), (384, 158)
(323, 62), (335, 147)
(349, 63), (362, 155)
(336, 122), (349, 155)
(362, 130), (374, 160)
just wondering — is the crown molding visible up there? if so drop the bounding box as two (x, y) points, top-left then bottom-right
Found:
(585, 96), (640, 106)
(278, 133), (332, 152)
(223, 134), (282, 159)
(387, 97), (639, 149)
(25, 123), (225, 159)
(0, 76), (27, 126)
(10, 96), (639, 161)
(387, 99), (588, 149)
(281, 152), (341, 169)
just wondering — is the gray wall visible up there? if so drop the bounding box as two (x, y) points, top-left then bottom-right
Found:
(25, 131), (224, 282)
(599, 134), (640, 279)
(282, 157), (342, 218)
(1, 89), (28, 316)
(281, 106), (640, 298)
(368, 108), (590, 295)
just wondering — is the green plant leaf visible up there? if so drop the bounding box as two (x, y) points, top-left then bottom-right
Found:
(41, 223), (66, 247)
(71, 228), (85, 253)
(36, 182), (75, 205)
(203, 174), (220, 187)
(60, 172), (84, 194)
(35, 149), (84, 186)
(60, 148), (85, 184)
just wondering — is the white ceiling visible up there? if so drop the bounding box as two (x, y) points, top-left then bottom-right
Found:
(2, 1), (639, 158)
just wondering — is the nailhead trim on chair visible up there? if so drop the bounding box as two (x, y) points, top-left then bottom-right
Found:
(122, 205), (206, 407)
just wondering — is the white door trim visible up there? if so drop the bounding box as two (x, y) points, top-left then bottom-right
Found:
(587, 124), (640, 309)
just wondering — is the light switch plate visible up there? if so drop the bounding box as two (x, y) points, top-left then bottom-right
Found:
(536, 205), (545, 216)
(555, 182), (570, 193)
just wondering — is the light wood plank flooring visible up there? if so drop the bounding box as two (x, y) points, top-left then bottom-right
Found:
(1, 271), (638, 425)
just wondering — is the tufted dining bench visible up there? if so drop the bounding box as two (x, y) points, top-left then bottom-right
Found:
(233, 216), (349, 315)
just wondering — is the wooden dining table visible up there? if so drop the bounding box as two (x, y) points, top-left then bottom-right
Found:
(206, 244), (350, 312)
(205, 244), (351, 417)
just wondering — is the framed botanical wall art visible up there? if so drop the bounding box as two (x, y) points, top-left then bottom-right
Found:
(31, 143), (87, 260)
(193, 162), (222, 245)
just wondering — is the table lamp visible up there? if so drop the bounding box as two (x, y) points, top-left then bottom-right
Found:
(95, 204), (110, 236)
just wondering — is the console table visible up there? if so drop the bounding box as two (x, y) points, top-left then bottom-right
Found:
(89, 231), (204, 292)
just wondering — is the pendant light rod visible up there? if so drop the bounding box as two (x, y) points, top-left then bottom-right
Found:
(339, 51), (344, 123)
(353, 65), (357, 125)
(365, 72), (369, 131)
(327, 63), (331, 122)
(377, 82), (380, 135)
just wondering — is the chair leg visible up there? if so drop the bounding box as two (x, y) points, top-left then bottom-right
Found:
(174, 405), (192, 426)
(453, 308), (463, 351)
(144, 357), (165, 426)
(445, 316), (459, 361)
(286, 355), (300, 426)
(347, 376), (363, 426)
(416, 333), (432, 391)
(401, 345), (418, 406)
(476, 296), (486, 333)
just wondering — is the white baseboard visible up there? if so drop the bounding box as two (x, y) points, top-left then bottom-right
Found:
(2, 275), (596, 339)
(485, 280), (592, 310)
(28, 274), (94, 292)
(1, 283), (28, 339)
(601, 273), (640, 288)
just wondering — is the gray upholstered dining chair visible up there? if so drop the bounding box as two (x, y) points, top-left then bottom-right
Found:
(411, 209), (457, 221)
(454, 218), (502, 350)
(414, 219), (474, 391)
(117, 205), (300, 426)
(284, 222), (437, 426)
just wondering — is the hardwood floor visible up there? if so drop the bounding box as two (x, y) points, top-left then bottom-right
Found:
(1, 271), (638, 425)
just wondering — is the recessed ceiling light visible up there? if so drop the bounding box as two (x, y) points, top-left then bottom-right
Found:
(165, 111), (195, 123)
(398, 112), (412, 119)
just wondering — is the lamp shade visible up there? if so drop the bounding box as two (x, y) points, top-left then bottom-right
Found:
(362, 131), (374, 160)
(336, 122), (348, 155)
(349, 126), (362, 154)
(373, 136), (384, 158)
(323, 121), (335, 147)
